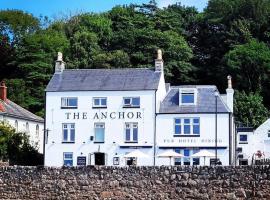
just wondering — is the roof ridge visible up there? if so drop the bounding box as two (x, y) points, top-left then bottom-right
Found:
(63, 68), (153, 71)
(0, 99), (44, 122)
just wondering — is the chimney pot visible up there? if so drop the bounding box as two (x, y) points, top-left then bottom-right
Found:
(55, 52), (65, 73)
(227, 75), (232, 89)
(0, 81), (7, 102)
(155, 49), (164, 72)
(226, 75), (234, 112)
(157, 49), (162, 60)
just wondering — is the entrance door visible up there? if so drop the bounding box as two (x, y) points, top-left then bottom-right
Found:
(239, 159), (248, 165)
(94, 153), (105, 165)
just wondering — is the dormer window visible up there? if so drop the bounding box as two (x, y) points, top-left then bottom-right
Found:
(182, 93), (194, 104)
(179, 89), (197, 105)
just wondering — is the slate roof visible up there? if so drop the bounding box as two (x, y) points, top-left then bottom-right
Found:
(0, 99), (44, 122)
(46, 68), (161, 92)
(159, 85), (230, 113)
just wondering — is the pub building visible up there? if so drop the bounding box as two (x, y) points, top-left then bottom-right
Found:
(44, 50), (235, 167)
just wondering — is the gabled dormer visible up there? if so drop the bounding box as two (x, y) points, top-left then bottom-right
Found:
(179, 88), (197, 106)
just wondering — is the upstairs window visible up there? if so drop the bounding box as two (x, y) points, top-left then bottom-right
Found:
(61, 97), (78, 108)
(179, 89), (197, 105)
(93, 97), (107, 108)
(26, 122), (29, 134)
(36, 124), (39, 138)
(62, 123), (75, 143)
(239, 134), (248, 143)
(15, 120), (18, 132)
(174, 118), (200, 136)
(123, 97), (140, 108)
(268, 130), (270, 138)
(125, 123), (138, 142)
(184, 119), (191, 134)
(94, 123), (105, 143)
(181, 93), (194, 104)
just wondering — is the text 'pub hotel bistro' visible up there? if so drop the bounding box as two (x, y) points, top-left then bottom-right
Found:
(44, 50), (235, 167)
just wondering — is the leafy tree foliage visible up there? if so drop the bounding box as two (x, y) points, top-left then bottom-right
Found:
(224, 39), (270, 92)
(0, 122), (43, 165)
(0, 0), (270, 126)
(234, 91), (269, 127)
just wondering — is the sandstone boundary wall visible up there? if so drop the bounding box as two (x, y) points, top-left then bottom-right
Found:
(0, 166), (269, 199)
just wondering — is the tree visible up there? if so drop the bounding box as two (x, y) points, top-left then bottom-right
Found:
(0, 121), (43, 165)
(224, 39), (270, 92)
(0, 10), (39, 44)
(14, 30), (69, 115)
(234, 91), (269, 128)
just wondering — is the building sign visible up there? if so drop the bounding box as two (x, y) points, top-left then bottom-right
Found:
(163, 138), (223, 144)
(65, 111), (142, 120)
(77, 156), (86, 166)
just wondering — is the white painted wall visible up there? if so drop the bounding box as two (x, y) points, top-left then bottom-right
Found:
(238, 119), (270, 165)
(0, 115), (44, 153)
(156, 113), (231, 165)
(45, 90), (156, 167)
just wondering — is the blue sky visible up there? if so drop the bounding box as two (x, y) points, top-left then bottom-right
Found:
(0, 0), (208, 18)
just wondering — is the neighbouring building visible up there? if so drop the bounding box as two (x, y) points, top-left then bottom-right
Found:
(236, 119), (270, 165)
(44, 51), (235, 167)
(0, 81), (44, 153)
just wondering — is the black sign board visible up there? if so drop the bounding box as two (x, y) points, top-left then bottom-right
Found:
(77, 156), (86, 166)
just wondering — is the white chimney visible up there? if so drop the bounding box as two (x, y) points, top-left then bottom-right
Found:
(155, 49), (164, 72)
(226, 75), (234, 113)
(55, 52), (65, 73)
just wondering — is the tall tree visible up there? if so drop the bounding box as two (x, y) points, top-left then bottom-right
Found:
(234, 91), (269, 127)
(224, 39), (270, 92)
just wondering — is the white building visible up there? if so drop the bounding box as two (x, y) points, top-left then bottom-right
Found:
(44, 51), (235, 167)
(0, 81), (44, 153)
(236, 119), (270, 165)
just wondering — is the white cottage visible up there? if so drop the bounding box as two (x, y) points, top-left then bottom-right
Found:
(44, 51), (234, 167)
(236, 119), (270, 165)
(0, 81), (44, 153)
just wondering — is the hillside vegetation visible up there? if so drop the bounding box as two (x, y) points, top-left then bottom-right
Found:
(0, 0), (269, 127)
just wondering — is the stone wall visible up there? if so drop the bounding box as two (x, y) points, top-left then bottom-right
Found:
(0, 166), (270, 199)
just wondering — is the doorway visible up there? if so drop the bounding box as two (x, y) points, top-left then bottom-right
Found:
(94, 152), (105, 165)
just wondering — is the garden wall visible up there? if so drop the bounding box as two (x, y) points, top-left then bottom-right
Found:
(0, 165), (269, 199)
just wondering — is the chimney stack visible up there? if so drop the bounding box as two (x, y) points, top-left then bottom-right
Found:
(155, 49), (164, 72)
(226, 75), (234, 113)
(55, 52), (65, 73)
(0, 81), (7, 102)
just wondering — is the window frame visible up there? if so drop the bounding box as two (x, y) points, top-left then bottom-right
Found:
(26, 122), (29, 133)
(61, 97), (78, 109)
(62, 123), (75, 143)
(179, 89), (197, 106)
(239, 134), (248, 144)
(92, 97), (107, 108)
(181, 93), (195, 104)
(123, 97), (140, 108)
(63, 152), (73, 166)
(174, 118), (200, 136)
(125, 122), (138, 143)
(36, 124), (39, 138)
(94, 123), (105, 143)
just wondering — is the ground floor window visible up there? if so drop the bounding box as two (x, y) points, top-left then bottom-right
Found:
(174, 148), (200, 166)
(63, 152), (73, 166)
